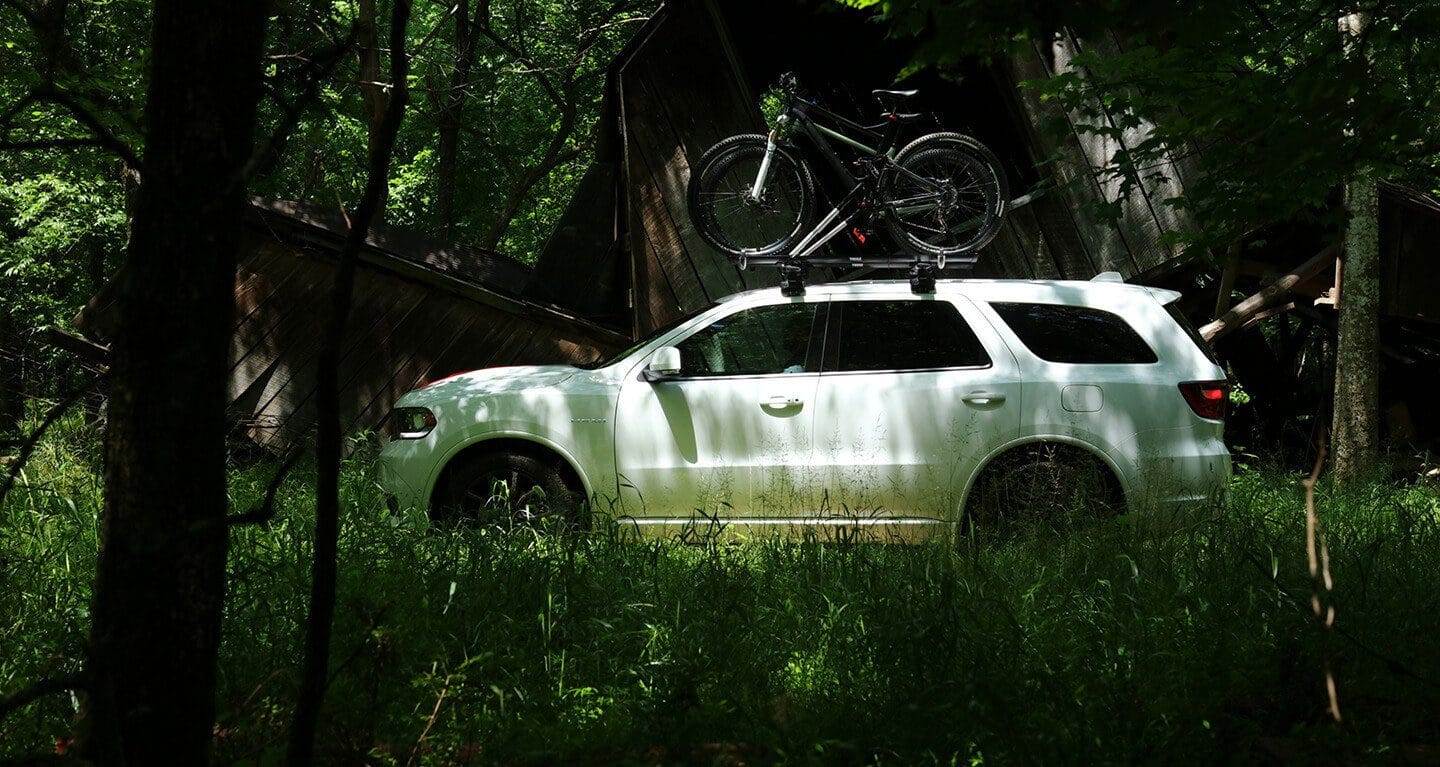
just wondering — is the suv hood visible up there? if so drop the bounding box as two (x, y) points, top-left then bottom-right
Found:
(399, 365), (580, 405)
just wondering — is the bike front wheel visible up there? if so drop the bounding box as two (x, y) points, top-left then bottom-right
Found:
(882, 133), (1008, 263)
(687, 134), (817, 258)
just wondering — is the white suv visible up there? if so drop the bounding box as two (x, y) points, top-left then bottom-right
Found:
(378, 277), (1230, 538)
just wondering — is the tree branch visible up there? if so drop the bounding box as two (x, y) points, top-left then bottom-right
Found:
(0, 137), (115, 152)
(285, 0), (412, 763)
(0, 673), (87, 724)
(242, 32), (356, 182)
(30, 85), (141, 169)
(226, 448), (305, 527)
(0, 376), (100, 509)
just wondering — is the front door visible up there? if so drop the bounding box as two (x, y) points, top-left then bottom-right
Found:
(614, 299), (827, 524)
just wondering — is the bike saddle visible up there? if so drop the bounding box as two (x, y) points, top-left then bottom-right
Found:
(872, 88), (918, 108)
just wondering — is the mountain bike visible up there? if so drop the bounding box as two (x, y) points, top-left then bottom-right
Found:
(686, 73), (1008, 271)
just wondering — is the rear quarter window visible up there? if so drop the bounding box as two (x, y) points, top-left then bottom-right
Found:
(989, 302), (1158, 364)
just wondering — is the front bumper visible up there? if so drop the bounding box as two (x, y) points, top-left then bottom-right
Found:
(378, 438), (431, 513)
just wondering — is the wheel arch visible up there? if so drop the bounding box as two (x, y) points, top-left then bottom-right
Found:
(427, 433), (592, 511)
(958, 435), (1129, 517)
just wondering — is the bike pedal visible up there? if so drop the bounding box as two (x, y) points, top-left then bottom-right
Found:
(849, 227), (870, 246)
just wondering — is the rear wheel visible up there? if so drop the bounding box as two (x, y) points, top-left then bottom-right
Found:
(431, 451), (581, 530)
(964, 444), (1120, 538)
(882, 132), (1007, 263)
(688, 134), (816, 258)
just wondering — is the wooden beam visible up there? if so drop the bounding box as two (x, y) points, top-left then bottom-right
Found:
(42, 326), (111, 368)
(1200, 246), (1337, 344)
(1214, 243), (1240, 318)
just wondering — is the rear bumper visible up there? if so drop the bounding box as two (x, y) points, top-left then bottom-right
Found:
(1109, 431), (1231, 516)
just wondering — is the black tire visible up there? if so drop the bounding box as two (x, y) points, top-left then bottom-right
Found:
(687, 134), (817, 258)
(963, 444), (1120, 539)
(882, 132), (1008, 262)
(431, 451), (581, 530)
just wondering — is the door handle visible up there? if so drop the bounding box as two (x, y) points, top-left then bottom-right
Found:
(962, 391), (1007, 406)
(762, 395), (803, 409)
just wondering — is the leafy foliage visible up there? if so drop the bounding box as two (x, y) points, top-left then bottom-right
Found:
(845, 0), (1440, 248)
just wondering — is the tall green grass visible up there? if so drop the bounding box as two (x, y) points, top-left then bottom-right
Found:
(3, 419), (1439, 764)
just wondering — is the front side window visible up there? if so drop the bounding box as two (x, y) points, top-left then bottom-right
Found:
(675, 303), (821, 376)
(827, 300), (990, 372)
(990, 302), (1158, 364)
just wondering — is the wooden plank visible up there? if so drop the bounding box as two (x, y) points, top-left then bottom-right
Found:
(973, 219), (1027, 279)
(245, 267), (426, 443)
(1200, 246), (1337, 343)
(999, 52), (1112, 279)
(1002, 205), (1054, 279)
(257, 293), (473, 449)
(623, 67), (735, 306)
(338, 306), (483, 440)
(1024, 193), (1093, 279)
(1036, 34), (1144, 275)
(346, 307), (514, 435)
(227, 252), (336, 402)
(627, 12), (759, 295)
(263, 223), (631, 347)
(1106, 29), (1205, 193)
(1066, 32), (1190, 271)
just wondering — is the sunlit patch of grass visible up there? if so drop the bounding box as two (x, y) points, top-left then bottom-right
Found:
(3, 429), (1439, 763)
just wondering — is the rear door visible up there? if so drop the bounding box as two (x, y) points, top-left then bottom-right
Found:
(809, 295), (1022, 522)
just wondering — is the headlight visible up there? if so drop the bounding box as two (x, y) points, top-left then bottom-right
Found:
(389, 407), (436, 439)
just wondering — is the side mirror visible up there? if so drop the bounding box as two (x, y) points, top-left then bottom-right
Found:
(641, 346), (682, 381)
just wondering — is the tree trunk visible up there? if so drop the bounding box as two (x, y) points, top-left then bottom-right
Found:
(435, 0), (483, 241)
(1332, 171), (1381, 481)
(357, 0), (390, 216)
(1331, 9), (1381, 483)
(76, 1), (266, 764)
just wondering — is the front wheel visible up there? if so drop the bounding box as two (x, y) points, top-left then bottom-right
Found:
(687, 134), (817, 258)
(431, 451), (581, 530)
(882, 132), (1008, 262)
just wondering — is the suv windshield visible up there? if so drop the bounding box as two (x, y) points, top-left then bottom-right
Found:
(575, 305), (711, 370)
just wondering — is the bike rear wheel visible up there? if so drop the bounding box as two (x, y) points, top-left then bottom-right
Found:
(882, 133), (1007, 263)
(688, 134), (816, 258)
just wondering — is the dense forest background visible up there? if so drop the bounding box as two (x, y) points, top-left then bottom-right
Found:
(5, 0), (1440, 764)
(0, 0), (647, 417)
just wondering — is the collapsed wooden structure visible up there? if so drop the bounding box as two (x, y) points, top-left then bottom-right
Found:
(71, 0), (1440, 453)
(77, 200), (627, 450)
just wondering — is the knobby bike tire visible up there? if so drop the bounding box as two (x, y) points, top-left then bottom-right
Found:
(687, 134), (817, 258)
(882, 132), (1008, 263)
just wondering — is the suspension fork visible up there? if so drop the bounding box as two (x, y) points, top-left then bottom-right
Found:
(748, 114), (789, 202)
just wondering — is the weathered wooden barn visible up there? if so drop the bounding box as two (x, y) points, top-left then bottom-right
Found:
(72, 0), (1440, 453)
(533, 0), (1202, 338)
(77, 200), (628, 450)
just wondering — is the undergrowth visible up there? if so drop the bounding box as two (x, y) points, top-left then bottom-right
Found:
(3, 417), (1439, 764)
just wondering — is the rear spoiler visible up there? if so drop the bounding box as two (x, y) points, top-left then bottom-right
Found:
(1090, 271), (1181, 305)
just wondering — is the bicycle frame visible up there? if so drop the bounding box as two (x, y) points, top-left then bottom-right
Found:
(742, 93), (952, 269)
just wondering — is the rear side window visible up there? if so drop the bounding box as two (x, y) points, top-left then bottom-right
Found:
(828, 300), (990, 372)
(990, 302), (1157, 364)
(1165, 303), (1222, 365)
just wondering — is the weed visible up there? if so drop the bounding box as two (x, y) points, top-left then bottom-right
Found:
(2, 423), (1439, 763)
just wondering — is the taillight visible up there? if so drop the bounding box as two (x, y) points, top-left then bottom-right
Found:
(1179, 381), (1228, 420)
